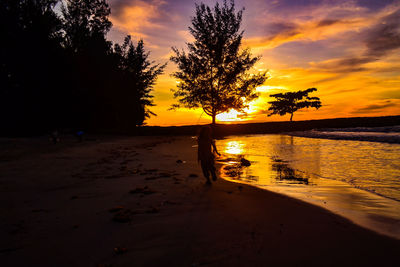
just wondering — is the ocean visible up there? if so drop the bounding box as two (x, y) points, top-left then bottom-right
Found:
(215, 128), (400, 239)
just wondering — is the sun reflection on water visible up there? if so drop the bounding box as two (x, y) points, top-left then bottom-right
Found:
(224, 141), (244, 155)
(215, 134), (400, 239)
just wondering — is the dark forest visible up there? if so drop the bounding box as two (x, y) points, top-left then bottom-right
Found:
(1, 0), (165, 136)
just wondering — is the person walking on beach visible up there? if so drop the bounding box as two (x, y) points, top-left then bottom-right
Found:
(198, 126), (221, 185)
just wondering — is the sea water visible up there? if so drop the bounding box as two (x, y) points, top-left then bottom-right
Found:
(215, 133), (400, 239)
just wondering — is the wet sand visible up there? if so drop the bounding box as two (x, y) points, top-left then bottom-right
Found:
(1, 136), (399, 266)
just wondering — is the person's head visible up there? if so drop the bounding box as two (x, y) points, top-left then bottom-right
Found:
(199, 125), (212, 140)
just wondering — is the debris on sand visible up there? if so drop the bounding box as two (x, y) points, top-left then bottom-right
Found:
(109, 206), (124, 213)
(112, 206), (159, 222)
(158, 172), (172, 177)
(131, 169), (140, 174)
(129, 186), (156, 195)
(145, 207), (159, 214)
(114, 246), (128, 255)
(144, 168), (158, 172)
(145, 171), (175, 180)
(104, 174), (123, 179)
(240, 158), (251, 167)
(112, 209), (132, 223)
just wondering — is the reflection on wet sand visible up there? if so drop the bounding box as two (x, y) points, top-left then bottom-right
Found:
(217, 155), (257, 182)
(271, 157), (309, 185)
(218, 155), (309, 185)
(216, 135), (400, 239)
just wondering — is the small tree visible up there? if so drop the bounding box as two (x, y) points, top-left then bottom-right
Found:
(268, 88), (322, 121)
(170, 0), (267, 124)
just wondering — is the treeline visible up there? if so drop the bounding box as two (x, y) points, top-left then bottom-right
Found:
(0, 0), (165, 136)
(136, 115), (400, 137)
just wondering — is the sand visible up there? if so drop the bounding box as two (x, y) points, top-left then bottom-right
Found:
(1, 135), (399, 267)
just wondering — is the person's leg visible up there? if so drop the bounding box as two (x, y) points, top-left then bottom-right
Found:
(211, 168), (217, 181)
(210, 161), (217, 181)
(201, 161), (211, 184)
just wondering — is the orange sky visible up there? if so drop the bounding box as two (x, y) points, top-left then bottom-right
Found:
(107, 0), (400, 126)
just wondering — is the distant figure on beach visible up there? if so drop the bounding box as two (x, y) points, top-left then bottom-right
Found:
(50, 130), (60, 144)
(76, 130), (84, 142)
(198, 126), (221, 185)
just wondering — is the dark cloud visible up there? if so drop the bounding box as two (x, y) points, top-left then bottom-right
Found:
(262, 0), (323, 12)
(313, 7), (400, 72)
(353, 101), (396, 113)
(266, 0), (396, 12)
(365, 9), (400, 57)
(316, 19), (340, 27)
(378, 90), (400, 100)
(312, 59), (369, 73)
(264, 22), (300, 41)
(356, 0), (397, 11)
(268, 22), (298, 35)
(109, 0), (134, 16)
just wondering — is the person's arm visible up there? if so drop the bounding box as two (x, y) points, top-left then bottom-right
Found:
(212, 140), (221, 156)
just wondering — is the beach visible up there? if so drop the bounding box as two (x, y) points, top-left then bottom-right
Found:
(1, 135), (399, 267)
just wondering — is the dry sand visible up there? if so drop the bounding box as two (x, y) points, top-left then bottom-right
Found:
(1, 135), (399, 267)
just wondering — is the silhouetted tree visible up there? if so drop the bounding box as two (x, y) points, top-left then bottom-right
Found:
(0, 0), (163, 135)
(61, 0), (112, 53)
(0, 0), (63, 134)
(170, 0), (267, 124)
(61, 0), (114, 129)
(268, 88), (322, 121)
(113, 36), (166, 126)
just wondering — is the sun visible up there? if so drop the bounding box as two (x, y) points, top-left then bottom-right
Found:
(216, 109), (244, 122)
(216, 100), (261, 123)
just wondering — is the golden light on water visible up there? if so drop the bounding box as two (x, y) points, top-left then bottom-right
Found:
(216, 135), (400, 239)
(223, 141), (245, 155)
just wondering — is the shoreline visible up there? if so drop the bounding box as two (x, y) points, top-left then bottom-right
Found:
(222, 174), (400, 240)
(216, 134), (400, 240)
(1, 135), (399, 266)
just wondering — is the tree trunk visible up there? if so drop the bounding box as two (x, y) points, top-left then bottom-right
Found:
(290, 112), (293, 122)
(212, 113), (216, 125)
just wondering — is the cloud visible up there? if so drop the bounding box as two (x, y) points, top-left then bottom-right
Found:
(308, 6), (400, 72)
(352, 101), (397, 113)
(364, 9), (400, 58)
(109, 0), (180, 39)
(316, 19), (340, 27)
(110, 0), (166, 17)
(244, 16), (370, 50)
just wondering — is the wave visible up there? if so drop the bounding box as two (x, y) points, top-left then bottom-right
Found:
(315, 125), (400, 133)
(288, 126), (400, 144)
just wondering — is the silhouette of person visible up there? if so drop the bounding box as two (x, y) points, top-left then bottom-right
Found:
(197, 126), (221, 185)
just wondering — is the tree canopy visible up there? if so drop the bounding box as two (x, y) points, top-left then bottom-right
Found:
(268, 88), (322, 121)
(170, 0), (267, 124)
(0, 0), (165, 135)
(113, 36), (166, 126)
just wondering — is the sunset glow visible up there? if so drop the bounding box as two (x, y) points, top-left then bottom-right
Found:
(223, 141), (245, 155)
(107, 0), (400, 126)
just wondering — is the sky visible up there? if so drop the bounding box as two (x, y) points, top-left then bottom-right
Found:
(106, 0), (400, 126)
